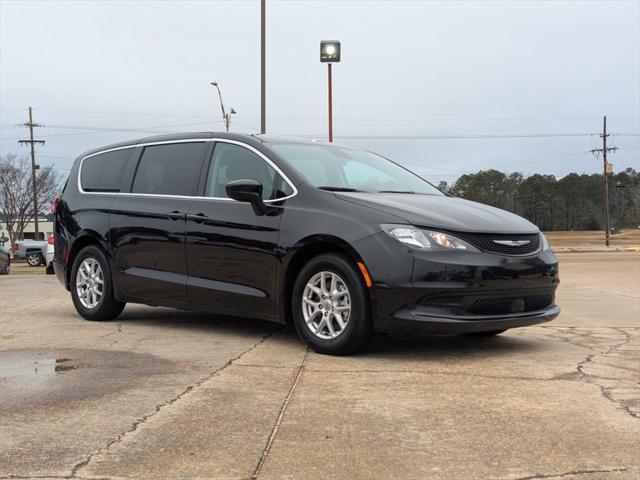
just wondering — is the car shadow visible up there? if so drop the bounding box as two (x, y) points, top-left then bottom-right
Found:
(114, 306), (548, 359)
(364, 331), (547, 359)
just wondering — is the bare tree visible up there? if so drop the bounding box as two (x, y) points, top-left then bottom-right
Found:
(0, 153), (63, 244)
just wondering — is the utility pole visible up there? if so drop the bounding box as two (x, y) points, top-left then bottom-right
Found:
(590, 115), (617, 247)
(18, 107), (45, 240)
(260, 0), (266, 134)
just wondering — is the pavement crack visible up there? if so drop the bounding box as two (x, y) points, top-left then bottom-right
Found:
(97, 323), (123, 347)
(251, 346), (309, 480)
(511, 466), (629, 479)
(570, 328), (638, 419)
(69, 327), (281, 478)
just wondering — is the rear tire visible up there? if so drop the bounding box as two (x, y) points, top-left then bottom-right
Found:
(70, 245), (125, 321)
(27, 252), (43, 267)
(292, 253), (373, 356)
(46, 263), (54, 275)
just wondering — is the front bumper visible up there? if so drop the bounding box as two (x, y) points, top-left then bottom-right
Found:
(359, 233), (560, 334)
(379, 304), (560, 334)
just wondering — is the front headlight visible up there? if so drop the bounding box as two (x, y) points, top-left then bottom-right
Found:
(381, 224), (478, 251)
(540, 232), (550, 251)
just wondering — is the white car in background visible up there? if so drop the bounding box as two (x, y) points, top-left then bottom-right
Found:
(46, 236), (55, 275)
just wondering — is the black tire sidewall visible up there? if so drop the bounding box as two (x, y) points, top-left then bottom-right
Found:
(70, 245), (123, 321)
(292, 254), (372, 355)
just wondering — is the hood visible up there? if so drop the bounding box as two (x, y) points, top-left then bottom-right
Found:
(335, 193), (539, 234)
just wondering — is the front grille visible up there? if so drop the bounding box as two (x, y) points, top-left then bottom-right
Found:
(450, 231), (541, 256)
(467, 295), (553, 315)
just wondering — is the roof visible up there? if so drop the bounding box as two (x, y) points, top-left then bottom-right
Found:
(75, 132), (343, 160)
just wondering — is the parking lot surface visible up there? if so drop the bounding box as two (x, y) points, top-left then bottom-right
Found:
(1, 252), (639, 480)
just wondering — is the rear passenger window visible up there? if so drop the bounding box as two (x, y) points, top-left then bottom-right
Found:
(81, 148), (134, 192)
(132, 143), (207, 196)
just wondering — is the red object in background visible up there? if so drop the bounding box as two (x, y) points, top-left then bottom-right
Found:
(11, 243), (18, 252)
(48, 235), (54, 245)
(51, 195), (61, 214)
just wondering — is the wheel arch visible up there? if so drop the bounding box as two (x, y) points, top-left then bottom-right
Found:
(65, 232), (109, 289)
(280, 235), (370, 325)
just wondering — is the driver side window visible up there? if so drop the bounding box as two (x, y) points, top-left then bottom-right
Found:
(206, 143), (276, 200)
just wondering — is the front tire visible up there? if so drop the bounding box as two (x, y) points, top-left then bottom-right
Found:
(292, 253), (373, 355)
(70, 245), (125, 321)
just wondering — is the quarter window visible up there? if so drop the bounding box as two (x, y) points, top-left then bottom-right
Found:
(81, 148), (135, 192)
(132, 143), (208, 196)
(206, 143), (277, 200)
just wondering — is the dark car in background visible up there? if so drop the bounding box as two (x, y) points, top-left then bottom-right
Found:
(53, 133), (560, 355)
(0, 246), (10, 275)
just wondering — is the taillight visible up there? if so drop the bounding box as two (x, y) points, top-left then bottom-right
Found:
(51, 196), (61, 214)
(48, 235), (54, 245)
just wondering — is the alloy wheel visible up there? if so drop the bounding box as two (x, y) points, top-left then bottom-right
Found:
(302, 271), (351, 340)
(76, 257), (104, 309)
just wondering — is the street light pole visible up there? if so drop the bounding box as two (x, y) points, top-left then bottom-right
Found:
(210, 82), (236, 132)
(320, 40), (341, 143)
(328, 63), (333, 142)
(261, 0), (266, 134)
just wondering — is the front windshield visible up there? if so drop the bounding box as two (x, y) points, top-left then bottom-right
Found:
(268, 142), (443, 195)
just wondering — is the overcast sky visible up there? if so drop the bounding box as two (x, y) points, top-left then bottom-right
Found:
(1, 0), (639, 184)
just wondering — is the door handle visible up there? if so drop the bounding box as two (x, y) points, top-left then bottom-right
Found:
(167, 211), (185, 220)
(186, 213), (209, 223)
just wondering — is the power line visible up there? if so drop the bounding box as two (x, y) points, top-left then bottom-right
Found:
(7, 108), (638, 121)
(306, 133), (596, 140)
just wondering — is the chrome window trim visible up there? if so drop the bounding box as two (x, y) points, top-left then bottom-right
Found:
(77, 138), (298, 204)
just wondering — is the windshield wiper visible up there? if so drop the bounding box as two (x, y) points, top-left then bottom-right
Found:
(377, 190), (415, 194)
(318, 186), (363, 192)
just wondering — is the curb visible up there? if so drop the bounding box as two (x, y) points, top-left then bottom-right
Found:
(553, 247), (640, 253)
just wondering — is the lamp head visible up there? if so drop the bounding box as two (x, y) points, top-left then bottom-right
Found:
(320, 40), (341, 63)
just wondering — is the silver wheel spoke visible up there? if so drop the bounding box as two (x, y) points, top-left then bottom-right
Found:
(303, 297), (318, 307)
(326, 316), (336, 336)
(315, 316), (327, 333)
(307, 284), (322, 296)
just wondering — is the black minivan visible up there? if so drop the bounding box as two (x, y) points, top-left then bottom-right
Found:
(54, 132), (560, 355)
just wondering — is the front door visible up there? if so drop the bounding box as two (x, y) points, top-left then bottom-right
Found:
(185, 141), (287, 320)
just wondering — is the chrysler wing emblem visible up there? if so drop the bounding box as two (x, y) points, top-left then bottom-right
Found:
(493, 239), (531, 247)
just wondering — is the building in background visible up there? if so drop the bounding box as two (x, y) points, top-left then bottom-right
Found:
(0, 215), (53, 244)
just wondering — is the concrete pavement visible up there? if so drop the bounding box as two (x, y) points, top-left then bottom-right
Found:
(1, 252), (638, 479)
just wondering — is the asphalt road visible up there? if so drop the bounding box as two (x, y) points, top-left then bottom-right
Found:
(1, 252), (638, 480)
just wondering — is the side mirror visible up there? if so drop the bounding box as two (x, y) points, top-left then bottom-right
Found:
(225, 179), (267, 216)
